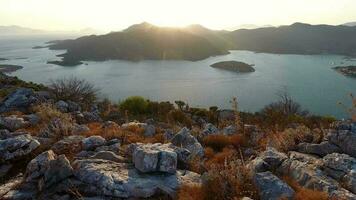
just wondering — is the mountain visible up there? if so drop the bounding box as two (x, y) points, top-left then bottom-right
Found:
(342, 22), (356, 26)
(229, 22), (356, 56)
(48, 22), (229, 65)
(0, 25), (46, 35)
(227, 24), (273, 30)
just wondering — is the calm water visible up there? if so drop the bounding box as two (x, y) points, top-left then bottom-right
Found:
(1, 36), (356, 118)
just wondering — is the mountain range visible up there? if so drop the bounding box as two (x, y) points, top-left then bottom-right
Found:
(47, 22), (356, 65)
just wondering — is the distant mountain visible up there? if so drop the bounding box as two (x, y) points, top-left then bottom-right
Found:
(342, 22), (356, 26)
(229, 22), (356, 56)
(48, 22), (229, 65)
(47, 22), (356, 65)
(0, 25), (45, 35)
(227, 24), (273, 31)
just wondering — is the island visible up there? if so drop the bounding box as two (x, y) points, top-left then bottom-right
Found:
(333, 66), (356, 77)
(47, 60), (83, 67)
(210, 61), (255, 72)
(0, 64), (23, 73)
(32, 45), (47, 49)
(0, 58), (8, 61)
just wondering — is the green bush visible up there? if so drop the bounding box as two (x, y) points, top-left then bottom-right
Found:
(119, 96), (148, 115)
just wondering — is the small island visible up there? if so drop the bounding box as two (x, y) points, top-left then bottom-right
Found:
(0, 58), (8, 61)
(210, 61), (255, 73)
(47, 60), (83, 67)
(0, 64), (23, 73)
(333, 66), (356, 77)
(32, 45), (47, 49)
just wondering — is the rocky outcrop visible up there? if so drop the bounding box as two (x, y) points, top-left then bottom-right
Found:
(132, 143), (177, 173)
(0, 134), (40, 161)
(0, 88), (37, 113)
(171, 127), (204, 158)
(82, 136), (106, 151)
(327, 130), (356, 158)
(254, 171), (295, 200)
(297, 141), (342, 157)
(0, 116), (30, 131)
(201, 123), (218, 137)
(121, 121), (156, 137)
(72, 159), (201, 198)
(51, 135), (84, 155)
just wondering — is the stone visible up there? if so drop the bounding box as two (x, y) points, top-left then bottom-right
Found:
(95, 142), (120, 153)
(201, 123), (218, 137)
(67, 100), (81, 112)
(163, 129), (174, 141)
(132, 143), (177, 173)
(90, 151), (126, 163)
(218, 109), (235, 121)
(23, 114), (40, 125)
(82, 136), (106, 151)
(0, 88), (36, 113)
(55, 100), (69, 113)
(171, 127), (204, 158)
(0, 134), (40, 161)
(0, 129), (12, 140)
(72, 124), (90, 135)
(248, 157), (270, 173)
(72, 159), (201, 198)
(327, 130), (356, 157)
(25, 150), (56, 182)
(0, 116), (29, 131)
(254, 171), (295, 200)
(44, 155), (73, 188)
(259, 147), (288, 169)
(297, 141), (342, 157)
(82, 111), (102, 123)
(144, 124), (156, 137)
(0, 164), (12, 178)
(223, 125), (238, 135)
(0, 174), (24, 197)
(52, 135), (84, 155)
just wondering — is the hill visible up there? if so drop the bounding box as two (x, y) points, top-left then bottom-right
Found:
(0, 25), (45, 35)
(229, 23), (356, 56)
(48, 22), (229, 65)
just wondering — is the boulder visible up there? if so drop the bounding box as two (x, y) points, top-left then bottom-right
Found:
(0, 164), (12, 178)
(327, 130), (356, 157)
(82, 136), (106, 151)
(82, 112), (102, 123)
(254, 171), (295, 200)
(0, 116), (29, 131)
(90, 151), (126, 163)
(25, 150), (56, 182)
(67, 100), (81, 112)
(72, 124), (90, 135)
(0, 129), (12, 140)
(223, 125), (238, 135)
(0, 174), (24, 198)
(297, 141), (342, 157)
(248, 157), (270, 173)
(0, 134), (40, 161)
(132, 143), (177, 173)
(55, 100), (69, 113)
(201, 123), (218, 137)
(171, 127), (204, 158)
(95, 140), (120, 153)
(23, 114), (40, 125)
(144, 124), (156, 137)
(72, 159), (201, 198)
(0, 88), (36, 113)
(163, 129), (174, 141)
(259, 147), (288, 169)
(43, 155), (73, 188)
(51, 135), (84, 155)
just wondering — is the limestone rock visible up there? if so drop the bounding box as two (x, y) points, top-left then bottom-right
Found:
(297, 141), (341, 157)
(82, 136), (106, 151)
(0, 134), (40, 161)
(171, 127), (204, 158)
(0, 116), (29, 131)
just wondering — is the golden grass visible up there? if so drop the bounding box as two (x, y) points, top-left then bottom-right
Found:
(283, 176), (328, 200)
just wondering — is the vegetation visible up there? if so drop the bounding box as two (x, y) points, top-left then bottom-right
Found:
(49, 76), (98, 109)
(119, 96), (149, 115)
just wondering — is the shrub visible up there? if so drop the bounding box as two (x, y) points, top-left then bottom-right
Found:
(203, 135), (231, 151)
(33, 103), (72, 125)
(49, 76), (98, 109)
(119, 96), (148, 115)
(147, 101), (174, 116)
(283, 176), (328, 200)
(178, 184), (204, 200)
(167, 109), (192, 127)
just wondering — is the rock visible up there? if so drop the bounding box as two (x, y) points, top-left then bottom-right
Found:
(297, 141), (342, 157)
(223, 125), (238, 135)
(72, 124), (90, 135)
(144, 124), (156, 137)
(72, 159), (201, 198)
(95, 141), (120, 153)
(82, 136), (106, 151)
(218, 109), (235, 121)
(38, 118), (73, 138)
(171, 127), (204, 158)
(201, 123), (218, 137)
(163, 129), (174, 141)
(44, 155), (73, 188)
(67, 100), (81, 112)
(259, 147), (288, 169)
(145, 118), (155, 125)
(51, 135), (84, 155)
(241, 197), (254, 200)
(254, 171), (295, 200)
(0, 174), (23, 197)
(25, 150), (56, 182)
(102, 121), (119, 129)
(327, 130), (356, 157)
(0, 88), (36, 113)
(0, 134), (40, 161)
(133, 143), (177, 173)
(0, 129), (12, 140)
(90, 151), (126, 163)
(248, 157), (269, 173)
(0, 164), (12, 178)
(82, 111), (102, 123)
(0, 116), (29, 131)
(323, 153), (356, 193)
(23, 114), (40, 125)
(55, 100), (69, 113)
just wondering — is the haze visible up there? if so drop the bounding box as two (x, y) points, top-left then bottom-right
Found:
(0, 0), (356, 32)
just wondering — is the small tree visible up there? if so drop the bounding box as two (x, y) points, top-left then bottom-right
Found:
(175, 100), (186, 111)
(119, 96), (148, 115)
(49, 76), (98, 110)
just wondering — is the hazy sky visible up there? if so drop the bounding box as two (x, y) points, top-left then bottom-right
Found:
(0, 0), (356, 31)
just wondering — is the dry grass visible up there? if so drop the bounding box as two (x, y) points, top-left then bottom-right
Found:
(178, 184), (204, 200)
(283, 176), (328, 200)
(33, 103), (72, 125)
(203, 135), (232, 151)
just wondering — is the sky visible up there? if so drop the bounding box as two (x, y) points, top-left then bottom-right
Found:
(0, 0), (356, 32)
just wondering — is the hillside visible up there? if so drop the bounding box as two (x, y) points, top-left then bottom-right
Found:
(229, 22), (356, 56)
(48, 22), (229, 65)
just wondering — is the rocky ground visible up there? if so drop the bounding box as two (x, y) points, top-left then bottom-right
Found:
(0, 73), (356, 200)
